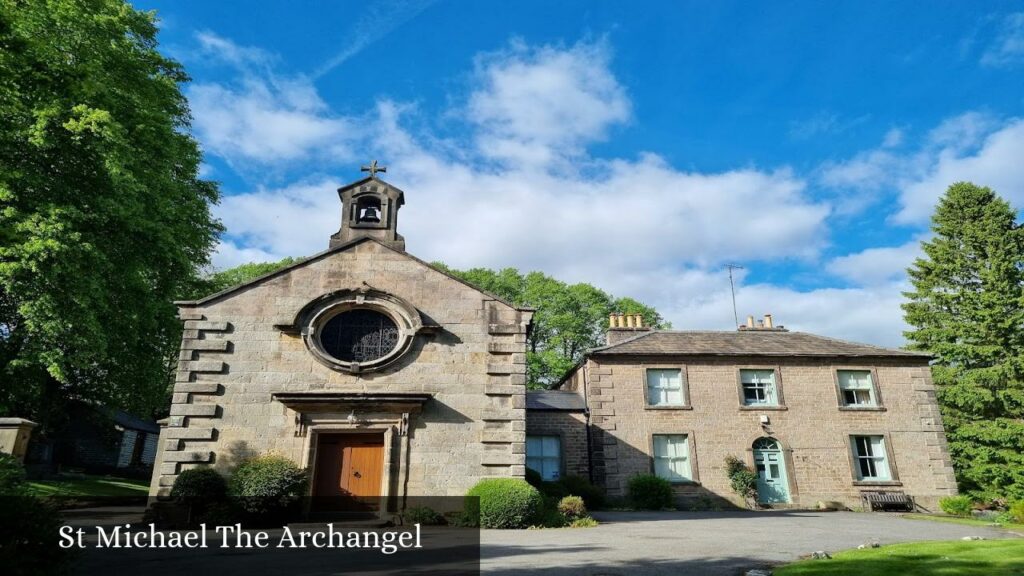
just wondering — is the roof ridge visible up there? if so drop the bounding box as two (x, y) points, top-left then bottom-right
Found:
(176, 237), (529, 312)
(788, 331), (913, 354)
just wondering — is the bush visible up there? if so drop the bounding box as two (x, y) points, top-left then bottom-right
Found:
(558, 475), (605, 509)
(724, 456), (758, 502)
(539, 480), (569, 500)
(1009, 501), (1024, 524)
(627, 474), (673, 510)
(525, 467), (544, 489)
(940, 495), (975, 517)
(171, 468), (227, 503)
(0, 453), (27, 496)
(405, 506), (445, 526)
(465, 478), (544, 529)
(569, 516), (599, 528)
(228, 455), (308, 517)
(0, 495), (73, 575)
(557, 495), (587, 520)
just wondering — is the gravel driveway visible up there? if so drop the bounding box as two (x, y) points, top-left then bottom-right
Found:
(481, 510), (1020, 576)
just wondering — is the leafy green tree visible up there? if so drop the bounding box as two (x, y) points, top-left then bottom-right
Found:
(435, 266), (667, 388)
(189, 257), (300, 298)
(0, 0), (221, 422)
(902, 182), (1024, 500)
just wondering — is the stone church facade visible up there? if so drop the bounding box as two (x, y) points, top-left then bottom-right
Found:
(149, 173), (533, 509)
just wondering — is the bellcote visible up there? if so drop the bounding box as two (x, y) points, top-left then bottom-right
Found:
(329, 166), (406, 251)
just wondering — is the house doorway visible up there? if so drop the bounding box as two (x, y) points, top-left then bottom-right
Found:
(313, 433), (385, 512)
(753, 437), (790, 504)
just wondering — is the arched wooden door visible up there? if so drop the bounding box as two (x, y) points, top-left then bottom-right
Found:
(753, 437), (790, 504)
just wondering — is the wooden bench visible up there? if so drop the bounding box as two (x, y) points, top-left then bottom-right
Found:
(861, 490), (915, 511)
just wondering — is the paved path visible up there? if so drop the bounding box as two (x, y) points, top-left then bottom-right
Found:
(481, 510), (1020, 576)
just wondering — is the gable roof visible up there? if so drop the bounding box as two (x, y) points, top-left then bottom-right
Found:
(176, 237), (531, 311)
(526, 390), (587, 411)
(590, 330), (928, 359)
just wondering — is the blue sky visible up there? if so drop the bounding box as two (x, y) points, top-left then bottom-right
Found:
(135, 0), (1024, 346)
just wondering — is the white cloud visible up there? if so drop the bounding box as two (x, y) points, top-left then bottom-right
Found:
(882, 128), (904, 148)
(826, 240), (922, 286)
(201, 36), (970, 347)
(896, 117), (1024, 223)
(981, 12), (1024, 67)
(819, 112), (1024, 224)
(186, 33), (357, 167)
(467, 40), (631, 168)
(312, 0), (437, 78)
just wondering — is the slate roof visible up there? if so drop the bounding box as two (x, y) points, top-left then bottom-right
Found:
(591, 330), (928, 359)
(526, 390), (587, 411)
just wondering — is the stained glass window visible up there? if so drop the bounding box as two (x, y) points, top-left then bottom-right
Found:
(319, 309), (400, 363)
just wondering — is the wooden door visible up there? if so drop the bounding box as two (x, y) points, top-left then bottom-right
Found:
(314, 434), (384, 511)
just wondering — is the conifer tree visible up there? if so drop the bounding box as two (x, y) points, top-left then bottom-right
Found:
(903, 182), (1024, 499)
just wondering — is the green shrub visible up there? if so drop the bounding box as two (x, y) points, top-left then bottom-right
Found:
(465, 478), (544, 529)
(724, 456), (758, 501)
(0, 453), (27, 496)
(557, 495), (587, 520)
(1009, 501), (1024, 524)
(627, 474), (673, 510)
(569, 516), (598, 528)
(228, 455), (308, 517)
(405, 506), (445, 526)
(939, 495), (975, 517)
(525, 467), (543, 489)
(558, 475), (605, 509)
(539, 480), (569, 500)
(171, 468), (227, 503)
(0, 495), (73, 575)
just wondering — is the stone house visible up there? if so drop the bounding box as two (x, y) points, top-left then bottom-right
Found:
(149, 172), (533, 513)
(541, 314), (958, 510)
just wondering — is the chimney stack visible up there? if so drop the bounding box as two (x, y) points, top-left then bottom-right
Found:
(606, 312), (651, 345)
(737, 313), (787, 332)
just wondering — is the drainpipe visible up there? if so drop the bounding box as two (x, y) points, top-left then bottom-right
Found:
(582, 358), (594, 484)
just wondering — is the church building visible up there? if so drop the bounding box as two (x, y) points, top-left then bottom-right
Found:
(150, 166), (533, 512)
(151, 166), (957, 514)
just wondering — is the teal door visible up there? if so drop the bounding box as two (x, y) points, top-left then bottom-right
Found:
(753, 438), (790, 504)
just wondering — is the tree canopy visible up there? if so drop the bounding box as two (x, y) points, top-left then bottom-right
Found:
(902, 182), (1024, 500)
(0, 0), (221, 422)
(434, 265), (667, 388)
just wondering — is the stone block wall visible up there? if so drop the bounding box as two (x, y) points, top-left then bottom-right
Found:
(150, 240), (531, 497)
(525, 410), (589, 479)
(570, 355), (957, 511)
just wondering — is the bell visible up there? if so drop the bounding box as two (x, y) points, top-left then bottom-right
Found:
(358, 205), (381, 223)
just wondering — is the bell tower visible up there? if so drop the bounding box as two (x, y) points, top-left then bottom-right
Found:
(330, 161), (406, 251)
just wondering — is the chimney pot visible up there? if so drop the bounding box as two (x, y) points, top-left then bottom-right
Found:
(764, 314), (773, 328)
(634, 314), (643, 328)
(626, 314), (635, 328)
(609, 314), (616, 328)
(746, 315), (755, 328)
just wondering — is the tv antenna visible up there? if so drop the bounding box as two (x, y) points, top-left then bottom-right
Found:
(725, 264), (743, 328)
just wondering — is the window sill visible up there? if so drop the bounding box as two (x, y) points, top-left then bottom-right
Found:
(853, 480), (902, 487)
(739, 405), (788, 411)
(644, 405), (693, 411)
(839, 406), (887, 412)
(667, 480), (701, 486)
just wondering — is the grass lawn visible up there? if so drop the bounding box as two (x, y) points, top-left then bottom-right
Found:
(774, 540), (1024, 576)
(904, 513), (1024, 534)
(26, 475), (150, 499)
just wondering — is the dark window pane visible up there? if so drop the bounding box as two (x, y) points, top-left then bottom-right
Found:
(319, 309), (400, 362)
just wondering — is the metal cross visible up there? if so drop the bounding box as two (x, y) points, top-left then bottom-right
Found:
(360, 160), (387, 177)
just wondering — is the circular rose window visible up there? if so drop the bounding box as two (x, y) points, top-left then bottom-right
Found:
(318, 308), (400, 363)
